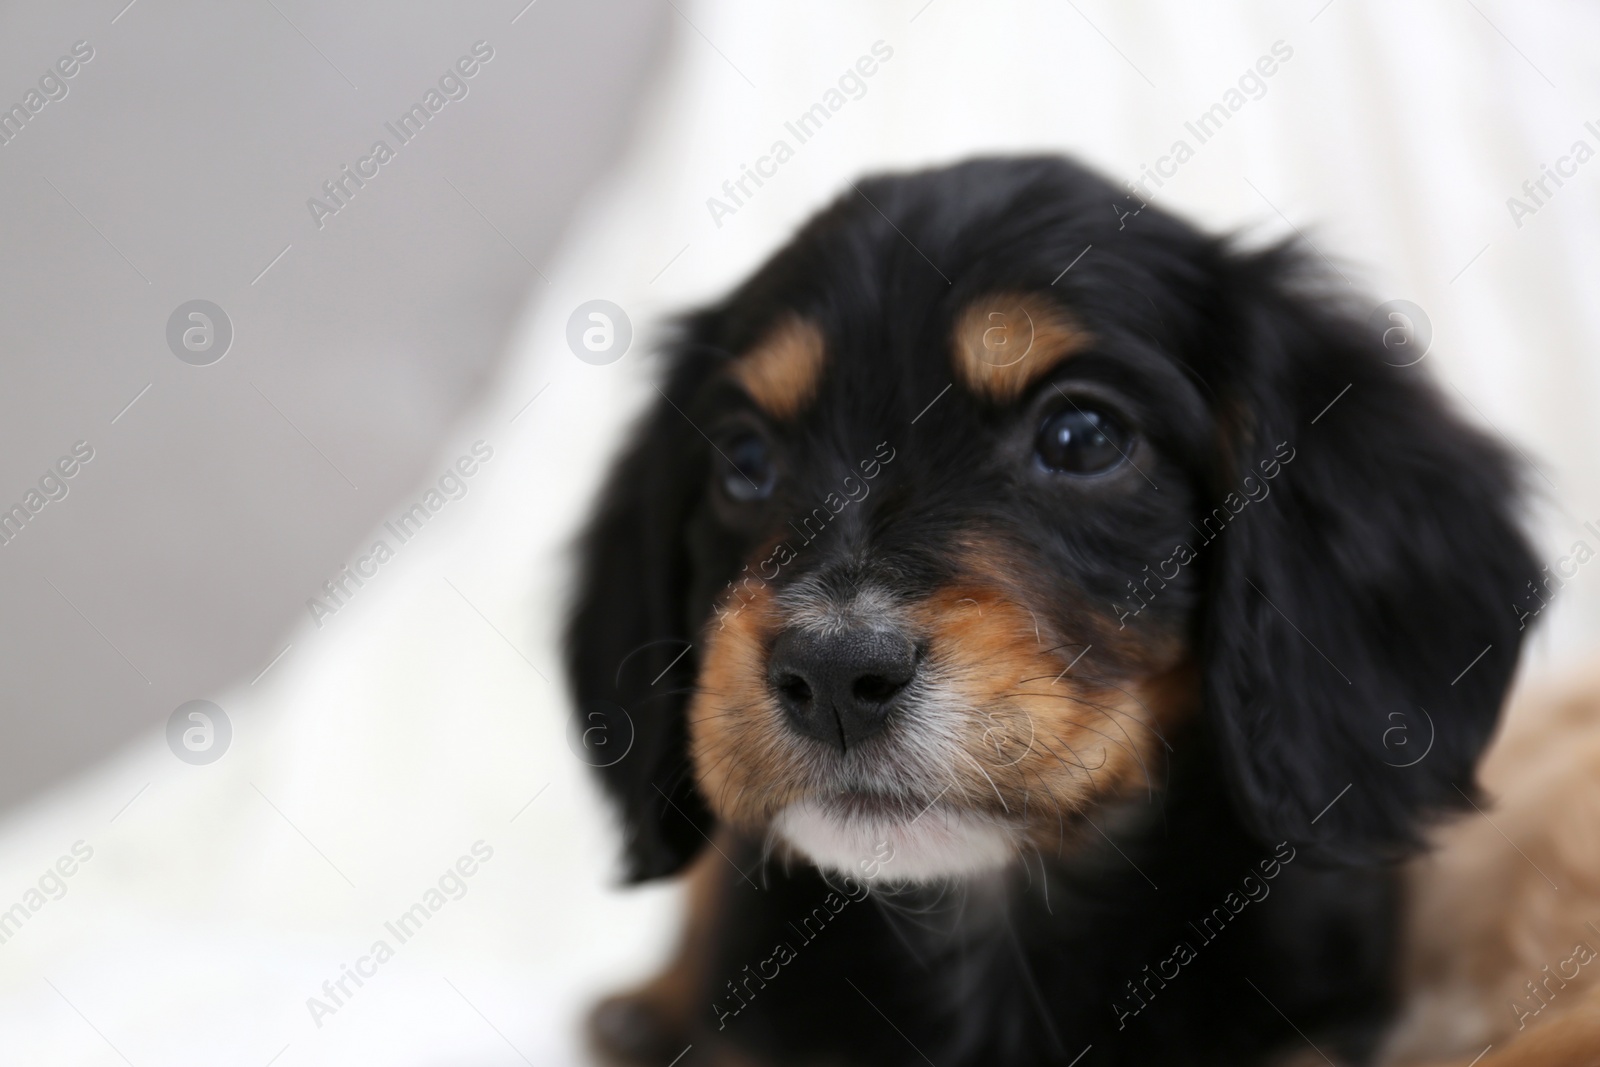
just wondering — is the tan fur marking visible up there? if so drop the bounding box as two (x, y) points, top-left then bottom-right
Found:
(952, 292), (1092, 404)
(688, 580), (806, 831)
(909, 583), (1193, 854)
(731, 317), (827, 419)
(686, 541), (1197, 854)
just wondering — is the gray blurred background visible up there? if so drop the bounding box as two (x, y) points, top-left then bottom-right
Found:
(0, 0), (669, 813)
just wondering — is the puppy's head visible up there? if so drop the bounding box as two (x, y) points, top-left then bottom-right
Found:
(567, 156), (1538, 884)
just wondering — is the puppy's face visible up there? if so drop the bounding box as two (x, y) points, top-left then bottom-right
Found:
(679, 287), (1209, 881)
(570, 157), (1536, 885)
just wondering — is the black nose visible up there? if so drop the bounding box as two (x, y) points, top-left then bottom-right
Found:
(768, 626), (917, 751)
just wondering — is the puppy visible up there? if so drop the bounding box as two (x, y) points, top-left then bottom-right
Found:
(566, 156), (1550, 1066)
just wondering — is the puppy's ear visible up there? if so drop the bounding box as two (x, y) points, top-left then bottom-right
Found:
(1203, 249), (1540, 864)
(566, 352), (716, 882)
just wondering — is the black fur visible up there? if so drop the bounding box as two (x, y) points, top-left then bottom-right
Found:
(564, 156), (1538, 1065)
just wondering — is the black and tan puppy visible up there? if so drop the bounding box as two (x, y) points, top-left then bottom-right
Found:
(565, 156), (1546, 1066)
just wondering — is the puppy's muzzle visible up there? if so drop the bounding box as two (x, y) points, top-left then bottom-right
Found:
(767, 625), (918, 751)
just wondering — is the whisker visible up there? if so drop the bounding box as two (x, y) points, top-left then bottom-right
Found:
(956, 747), (1009, 814)
(1034, 734), (1107, 792)
(1032, 844), (1053, 915)
(1068, 674), (1176, 752)
(1002, 691), (1154, 797)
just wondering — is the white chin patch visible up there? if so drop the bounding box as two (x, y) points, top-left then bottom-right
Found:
(774, 800), (1018, 883)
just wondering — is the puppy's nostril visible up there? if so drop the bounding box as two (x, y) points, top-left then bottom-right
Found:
(768, 625), (917, 751)
(852, 673), (906, 705)
(777, 674), (814, 705)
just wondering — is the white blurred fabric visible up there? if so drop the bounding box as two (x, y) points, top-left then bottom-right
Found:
(2, 2), (1598, 1063)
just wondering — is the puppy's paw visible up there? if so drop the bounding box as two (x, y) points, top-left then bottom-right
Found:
(587, 991), (690, 1065)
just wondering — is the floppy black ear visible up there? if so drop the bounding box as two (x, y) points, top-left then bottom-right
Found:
(1203, 247), (1541, 865)
(565, 351), (717, 882)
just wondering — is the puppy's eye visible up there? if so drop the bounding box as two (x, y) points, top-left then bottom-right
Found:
(1035, 405), (1130, 475)
(719, 433), (777, 502)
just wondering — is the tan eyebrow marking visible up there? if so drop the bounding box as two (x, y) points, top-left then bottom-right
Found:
(731, 316), (827, 419)
(952, 293), (1092, 403)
